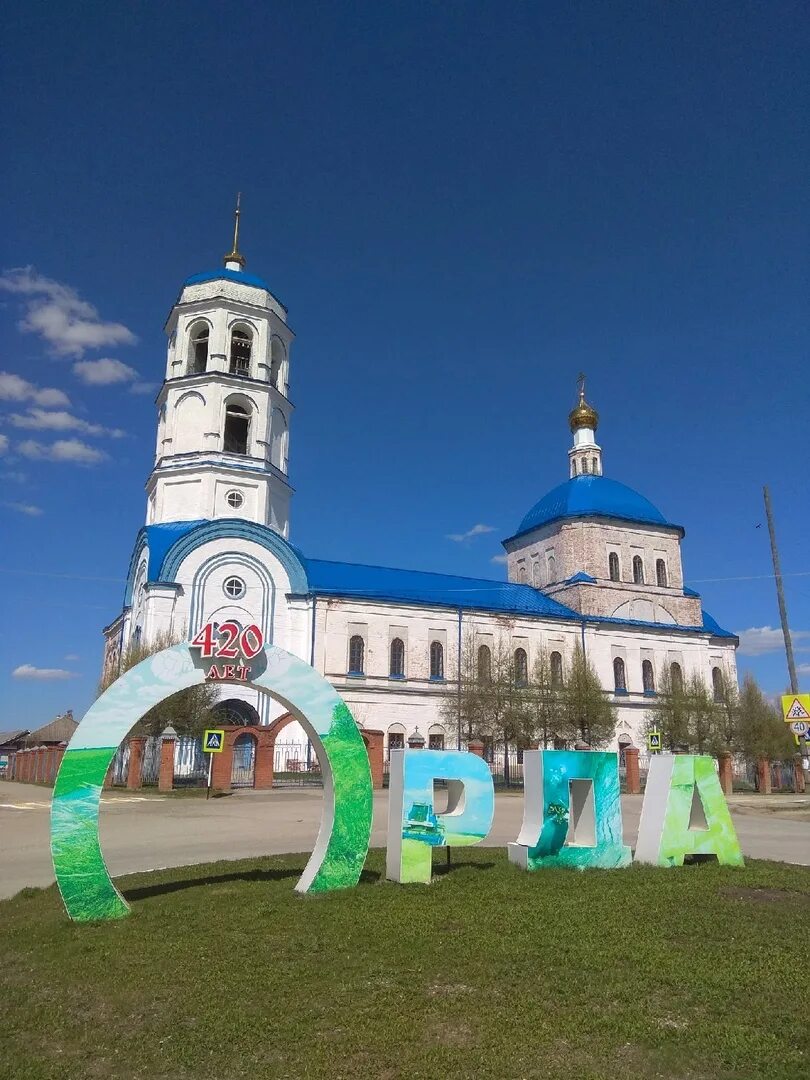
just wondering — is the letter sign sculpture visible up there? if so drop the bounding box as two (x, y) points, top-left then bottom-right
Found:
(50, 634), (372, 921)
(509, 750), (631, 870)
(634, 754), (743, 867)
(386, 749), (495, 884)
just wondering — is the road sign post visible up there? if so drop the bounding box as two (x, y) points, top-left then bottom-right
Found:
(647, 731), (662, 754)
(781, 696), (810, 749)
(202, 728), (225, 799)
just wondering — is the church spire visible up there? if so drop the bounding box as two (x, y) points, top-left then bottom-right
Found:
(567, 374), (602, 478)
(223, 192), (246, 270)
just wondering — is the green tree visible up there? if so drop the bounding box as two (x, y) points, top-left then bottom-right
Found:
(99, 630), (220, 737)
(646, 663), (693, 751)
(522, 649), (563, 749)
(557, 644), (616, 748)
(735, 674), (794, 763)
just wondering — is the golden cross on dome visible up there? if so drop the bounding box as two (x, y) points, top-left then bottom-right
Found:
(223, 192), (246, 269)
(577, 372), (586, 400)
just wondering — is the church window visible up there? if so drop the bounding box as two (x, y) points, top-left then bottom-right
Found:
(656, 559), (668, 587)
(632, 555), (644, 584)
(225, 490), (244, 509)
(223, 576), (246, 600)
(532, 561), (541, 587)
(514, 647), (528, 687)
(429, 731), (445, 751)
(390, 638), (405, 678)
(388, 731), (405, 754)
(270, 408), (288, 471)
(517, 565), (527, 583)
(609, 551), (620, 581)
(429, 641), (444, 680)
(642, 659), (655, 693)
(270, 336), (285, 389)
(670, 662), (683, 694)
(477, 644), (492, 684)
(550, 651), (563, 688)
(348, 635), (365, 675)
(613, 657), (627, 692)
(230, 327), (253, 376)
(223, 401), (250, 455)
(592, 457), (598, 474)
(712, 666), (724, 702)
(189, 322), (209, 374)
(582, 458), (589, 474)
(547, 554), (557, 583)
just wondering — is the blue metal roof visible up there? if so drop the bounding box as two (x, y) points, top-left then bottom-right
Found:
(304, 558), (580, 620)
(183, 268), (273, 292)
(144, 520), (207, 581)
(508, 475), (681, 540)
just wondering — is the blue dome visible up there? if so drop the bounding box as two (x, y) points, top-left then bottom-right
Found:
(183, 268), (273, 292)
(511, 475), (680, 538)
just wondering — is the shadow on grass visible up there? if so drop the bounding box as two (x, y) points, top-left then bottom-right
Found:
(432, 856), (496, 876)
(123, 864), (382, 901)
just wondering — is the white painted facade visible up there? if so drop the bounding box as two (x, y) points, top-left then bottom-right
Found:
(103, 246), (738, 758)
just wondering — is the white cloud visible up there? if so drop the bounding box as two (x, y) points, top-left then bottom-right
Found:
(735, 626), (810, 656)
(447, 523), (496, 543)
(64, 654), (80, 661)
(8, 408), (125, 438)
(129, 381), (157, 396)
(0, 434), (7, 454)
(2, 501), (43, 516)
(0, 371), (70, 408)
(0, 469), (26, 482)
(18, 438), (108, 465)
(0, 267), (136, 357)
(12, 664), (77, 681)
(73, 358), (138, 385)
(490, 553), (509, 565)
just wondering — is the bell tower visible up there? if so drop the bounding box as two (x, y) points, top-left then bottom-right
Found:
(568, 374), (602, 478)
(146, 197), (295, 537)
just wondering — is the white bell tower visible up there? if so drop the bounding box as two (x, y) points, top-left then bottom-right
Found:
(146, 196), (295, 537)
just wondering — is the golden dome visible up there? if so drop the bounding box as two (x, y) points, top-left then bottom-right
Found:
(568, 382), (599, 433)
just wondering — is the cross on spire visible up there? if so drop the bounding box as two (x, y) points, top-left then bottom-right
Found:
(223, 192), (246, 270)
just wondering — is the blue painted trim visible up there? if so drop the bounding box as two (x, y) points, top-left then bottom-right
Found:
(160, 520), (308, 593)
(124, 530), (148, 607)
(346, 671), (365, 679)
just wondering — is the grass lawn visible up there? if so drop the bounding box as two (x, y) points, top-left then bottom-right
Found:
(1, 851), (808, 1080)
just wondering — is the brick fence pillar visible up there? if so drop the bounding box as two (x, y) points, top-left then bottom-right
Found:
(158, 736), (176, 792)
(793, 756), (806, 795)
(363, 729), (385, 790)
(254, 729), (274, 790)
(757, 757), (772, 795)
(127, 736), (147, 790)
(718, 751), (734, 797)
(210, 728), (236, 792)
(624, 747), (641, 795)
(467, 739), (485, 758)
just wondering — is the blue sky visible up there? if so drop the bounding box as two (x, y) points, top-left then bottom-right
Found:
(2, 2), (808, 724)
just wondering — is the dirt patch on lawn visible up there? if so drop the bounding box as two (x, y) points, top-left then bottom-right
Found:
(722, 886), (810, 904)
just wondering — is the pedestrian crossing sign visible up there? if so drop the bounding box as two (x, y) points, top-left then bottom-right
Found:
(647, 731), (662, 752)
(781, 695), (810, 723)
(203, 729), (225, 753)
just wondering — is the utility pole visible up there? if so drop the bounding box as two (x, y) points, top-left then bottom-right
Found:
(763, 485), (799, 694)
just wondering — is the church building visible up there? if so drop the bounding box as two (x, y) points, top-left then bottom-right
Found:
(103, 214), (738, 758)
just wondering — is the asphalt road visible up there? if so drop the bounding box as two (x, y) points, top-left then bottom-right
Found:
(1, 782), (808, 901)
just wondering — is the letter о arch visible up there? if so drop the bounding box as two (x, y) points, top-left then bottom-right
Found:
(50, 642), (372, 922)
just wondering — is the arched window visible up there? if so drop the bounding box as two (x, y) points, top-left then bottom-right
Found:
(348, 635), (365, 675)
(223, 401), (250, 455)
(608, 551), (620, 582)
(592, 457), (598, 474)
(547, 554), (557, 583)
(477, 644), (492, 684)
(517, 565), (527, 583)
(429, 641), (444, 680)
(532, 561), (541, 587)
(270, 336), (285, 389)
(632, 555), (644, 584)
(642, 659), (655, 693)
(670, 662), (683, 694)
(712, 666), (724, 702)
(270, 408), (288, 471)
(514, 648), (528, 687)
(613, 657), (627, 692)
(582, 457), (589, 474)
(550, 651), (563, 689)
(656, 559), (668, 587)
(189, 322), (209, 374)
(230, 326), (252, 376)
(390, 638), (405, 678)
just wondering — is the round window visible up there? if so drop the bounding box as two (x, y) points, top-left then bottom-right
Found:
(226, 490), (244, 509)
(223, 576), (246, 600)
